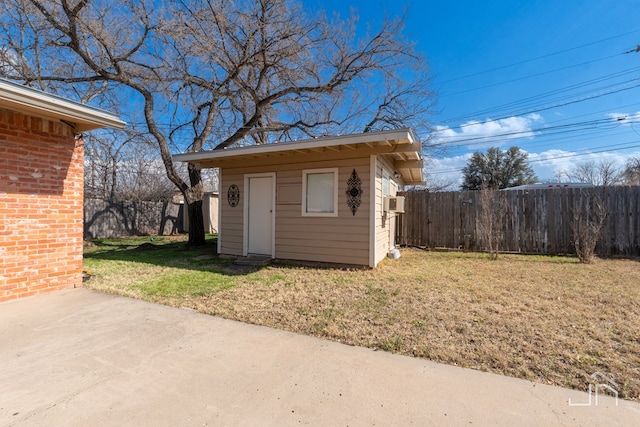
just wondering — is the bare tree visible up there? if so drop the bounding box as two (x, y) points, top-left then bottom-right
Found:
(421, 170), (458, 192)
(571, 188), (607, 263)
(85, 130), (177, 202)
(84, 130), (128, 201)
(415, 157), (458, 192)
(0, 0), (435, 245)
(84, 129), (136, 201)
(200, 169), (219, 194)
(116, 146), (178, 203)
(477, 183), (508, 260)
(560, 159), (623, 186)
(623, 157), (640, 185)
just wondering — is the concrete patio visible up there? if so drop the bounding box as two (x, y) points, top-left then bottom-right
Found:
(1, 289), (638, 426)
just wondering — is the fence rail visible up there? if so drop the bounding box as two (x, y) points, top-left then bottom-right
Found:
(396, 186), (640, 257)
(84, 199), (184, 239)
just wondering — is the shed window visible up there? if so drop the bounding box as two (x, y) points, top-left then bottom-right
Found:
(302, 168), (338, 217)
(383, 174), (390, 196)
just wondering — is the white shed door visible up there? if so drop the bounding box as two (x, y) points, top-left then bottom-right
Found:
(247, 176), (274, 256)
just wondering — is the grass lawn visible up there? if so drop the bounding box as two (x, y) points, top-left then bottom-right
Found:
(84, 235), (640, 401)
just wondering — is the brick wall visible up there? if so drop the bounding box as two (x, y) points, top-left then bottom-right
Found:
(0, 107), (84, 301)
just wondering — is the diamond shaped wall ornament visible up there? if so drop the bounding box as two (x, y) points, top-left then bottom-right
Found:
(227, 184), (240, 207)
(346, 169), (363, 216)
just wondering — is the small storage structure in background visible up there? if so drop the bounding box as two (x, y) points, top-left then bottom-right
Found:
(183, 191), (219, 234)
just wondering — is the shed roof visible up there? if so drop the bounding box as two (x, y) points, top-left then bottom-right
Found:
(173, 128), (424, 185)
(0, 78), (125, 132)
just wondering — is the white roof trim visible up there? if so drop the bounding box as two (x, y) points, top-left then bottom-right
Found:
(0, 78), (126, 132)
(173, 128), (418, 163)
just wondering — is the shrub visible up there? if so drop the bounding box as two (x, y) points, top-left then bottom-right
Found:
(571, 188), (607, 263)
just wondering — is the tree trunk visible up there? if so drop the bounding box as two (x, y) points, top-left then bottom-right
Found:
(185, 162), (206, 246)
(187, 199), (206, 246)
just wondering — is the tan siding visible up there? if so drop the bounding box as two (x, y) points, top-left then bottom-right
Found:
(373, 156), (400, 266)
(276, 250), (369, 266)
(219, 171), (244, 255)
(275, 225), (369, 246)
(277, 159), (370, 265)
(222, 157), (371, 265)
(277, 225), (369, 236)
(374, 159), (386, 265)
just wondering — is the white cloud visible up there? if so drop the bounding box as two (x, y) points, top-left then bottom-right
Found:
(432, 114), (543, 149)
(423, 111), (640, 189)
(528, 150), (639, 182)
(607, 112), (640, 125)
(423, 154), (471, 189)
(425, 149), (640, 190)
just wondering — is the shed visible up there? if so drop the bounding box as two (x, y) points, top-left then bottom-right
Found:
(0, 79), (125, 301)
(183, 191), (219, 234)
(173, 129), (423, 267)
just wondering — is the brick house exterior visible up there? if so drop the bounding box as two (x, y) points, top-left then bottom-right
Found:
(0, 79), (124, 302)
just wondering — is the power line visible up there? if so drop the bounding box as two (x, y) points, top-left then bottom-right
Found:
(427, 140), (640, 176)
(433, 79), (640, 137)
(440, 66), (640, 124)
(439, 53), (621, 98)
(425, 31), (640, 181)
(431, 114), (640, 148)
(435, 28), (640, 85)
(516, 129), (637, 151)
(540, 101), (640, 126)
(527, 141), (640, 164)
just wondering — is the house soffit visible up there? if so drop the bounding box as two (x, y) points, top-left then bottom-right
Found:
(0, 78), (125, 132)
(173, 129), (424, 185)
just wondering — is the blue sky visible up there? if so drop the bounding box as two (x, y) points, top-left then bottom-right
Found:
(307, 0), (640, 187)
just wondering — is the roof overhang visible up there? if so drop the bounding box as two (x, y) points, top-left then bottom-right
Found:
(173, 128), (424, 185)
(0, 78), (126, 132)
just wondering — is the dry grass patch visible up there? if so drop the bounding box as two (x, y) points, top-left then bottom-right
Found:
(187, 250), (640, 401)
(84, 239), (640, 401)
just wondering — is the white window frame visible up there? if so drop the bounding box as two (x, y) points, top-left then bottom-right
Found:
(391, 180), (398, 196)
(301, 168), (339, 217)
(382, 173), (390, 197)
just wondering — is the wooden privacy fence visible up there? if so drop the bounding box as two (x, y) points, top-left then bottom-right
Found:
(84, 199), (184, 239)
(396, 186), (640, 257)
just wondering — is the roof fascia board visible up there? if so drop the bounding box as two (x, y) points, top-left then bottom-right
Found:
(173, 128), (417, 164)
(0, 78), (125, 132)
(394, 160), (424, 169)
